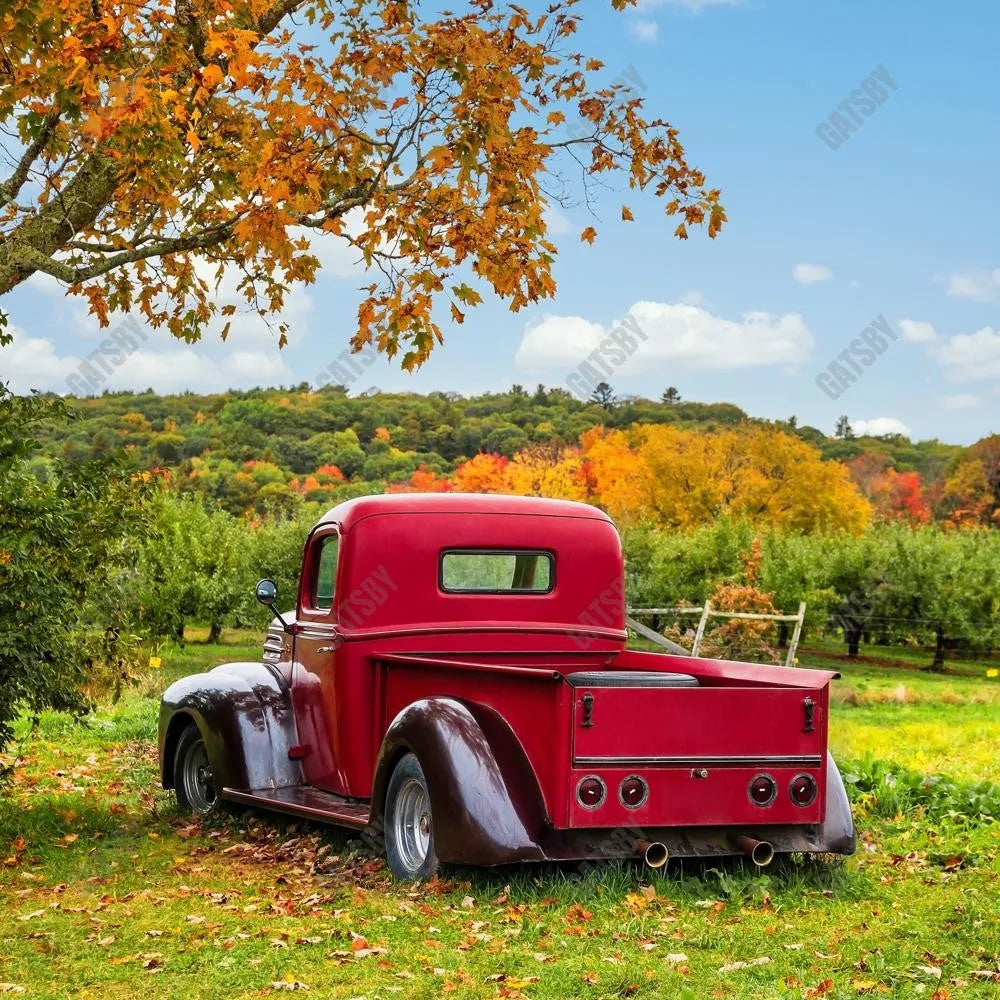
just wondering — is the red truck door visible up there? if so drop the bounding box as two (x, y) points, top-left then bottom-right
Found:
(290, 527), (349, 794)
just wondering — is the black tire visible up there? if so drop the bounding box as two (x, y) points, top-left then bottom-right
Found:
(383, 753), (440, 880)
(173, 725), (219, 816)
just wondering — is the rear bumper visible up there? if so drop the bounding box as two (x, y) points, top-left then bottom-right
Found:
(532, 818), (856, 863)
(439, 752), (855, 866)
(542, 751), (855, 862)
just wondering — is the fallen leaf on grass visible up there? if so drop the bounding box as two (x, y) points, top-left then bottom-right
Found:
(484, 975), (540, 987)
(970, 971), (1000, 983)
(664, 954), (688, 964)
(460, 895), (475, 908)
(918, 966), (942, 980)
(271, 976), (310, 991)
(718, 957), (771, 974)
(806, 980), (834, 998)
(0, 987), (26, 995)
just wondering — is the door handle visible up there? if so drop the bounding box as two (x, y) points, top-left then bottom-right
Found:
(317, 645), (337, 653)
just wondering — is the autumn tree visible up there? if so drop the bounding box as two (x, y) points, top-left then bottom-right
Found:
(632, 424), (871, 533)
(835, 415), (854, 440)
(935, 459), (994, 527)
(0, 0), (724, 365)
(590, 381), (617, 411)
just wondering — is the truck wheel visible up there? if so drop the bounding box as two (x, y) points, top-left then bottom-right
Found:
(173, 725), (219, 816)
(384, 753), (440, 880)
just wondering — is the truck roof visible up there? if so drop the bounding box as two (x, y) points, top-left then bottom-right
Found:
(318, 493), (614, 531)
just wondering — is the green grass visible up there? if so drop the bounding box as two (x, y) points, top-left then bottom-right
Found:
(1, 634), (998, 998)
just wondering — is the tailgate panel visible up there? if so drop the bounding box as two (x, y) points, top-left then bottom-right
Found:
(572, 686), (825, 763)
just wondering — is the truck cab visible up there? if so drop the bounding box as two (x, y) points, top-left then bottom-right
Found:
(159, 494), (854, 879)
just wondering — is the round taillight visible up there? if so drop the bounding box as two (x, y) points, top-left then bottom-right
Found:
(577, 775), (606, 810)
(789, 773), (818, 807)
(619, 775), (648, 809)
(749, 774), (777, 807)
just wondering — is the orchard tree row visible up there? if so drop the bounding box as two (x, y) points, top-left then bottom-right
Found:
(124, 494), (1000, 671)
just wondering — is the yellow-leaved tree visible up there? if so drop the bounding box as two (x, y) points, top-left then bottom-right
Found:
(0, 0), (724, 363)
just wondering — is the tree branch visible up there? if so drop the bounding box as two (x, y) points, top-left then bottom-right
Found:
(0, 109), (61, 209)
(39, 221), (240, 285)
(257, 0), (306, 36)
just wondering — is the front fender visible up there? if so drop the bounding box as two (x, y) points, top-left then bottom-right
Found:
(158, 661), (300, 793)
(371, 697), (547, 866)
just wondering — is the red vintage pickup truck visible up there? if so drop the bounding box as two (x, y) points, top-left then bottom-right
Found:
(159, 494), (855, 879)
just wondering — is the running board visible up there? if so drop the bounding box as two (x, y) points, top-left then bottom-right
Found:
(222, 786), (371, 828)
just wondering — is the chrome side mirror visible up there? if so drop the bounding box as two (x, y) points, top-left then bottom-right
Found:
(255, 579), (278, 606)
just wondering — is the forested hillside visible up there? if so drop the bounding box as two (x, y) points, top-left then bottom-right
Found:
(27, 383), (998, 528)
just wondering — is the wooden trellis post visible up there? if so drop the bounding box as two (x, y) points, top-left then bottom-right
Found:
(691, 601), (713, 657)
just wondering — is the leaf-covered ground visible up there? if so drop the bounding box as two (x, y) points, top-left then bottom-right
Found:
(1, 636), (998, 998)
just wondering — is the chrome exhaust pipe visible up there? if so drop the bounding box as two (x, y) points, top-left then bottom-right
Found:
(734, 835), (774, 867)
(634, 839), (669, 869)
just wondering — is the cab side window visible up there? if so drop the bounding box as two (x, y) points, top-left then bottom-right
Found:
(313, 535), (339, 611)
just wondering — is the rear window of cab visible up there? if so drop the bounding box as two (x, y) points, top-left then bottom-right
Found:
(440, 549), (554, 594)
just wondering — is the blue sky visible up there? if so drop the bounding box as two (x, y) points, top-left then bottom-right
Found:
(4, 0), (999, 445)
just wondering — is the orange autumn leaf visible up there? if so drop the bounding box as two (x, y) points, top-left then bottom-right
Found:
(201, 64), (224, 89)
(580, 226), (597, 245)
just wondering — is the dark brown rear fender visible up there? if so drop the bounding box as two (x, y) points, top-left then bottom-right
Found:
(158, 662), (301, 793)
(371, 697), (548, 866)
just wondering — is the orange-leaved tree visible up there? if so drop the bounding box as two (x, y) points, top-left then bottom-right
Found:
(0, 0), (724, 363)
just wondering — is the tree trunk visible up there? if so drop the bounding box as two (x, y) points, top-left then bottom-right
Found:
(929, 624), (946, 672)
(208, 621), (223, 643)
(777, 621), (789, 649)
(844, 622), (861, 657)
(174, 618), (186, 643)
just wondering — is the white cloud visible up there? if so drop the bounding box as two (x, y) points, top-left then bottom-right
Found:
(3, 330), (293, 396)
(0, 326), (74, 392)
(852, 417), (911, 438)
(296, 207), (369, 280)
(897, 318), (937, 342)
(680, 289), (704, 306)
(793, 263), (833, 285)
(931, 326), (1000, 381)
(939, 393), (981, 410)
(4, 337), (295, 394)
(516, 300), (814, 372)
(541, 202), (572, 236)
(630, 19), (659, 42)
(938, 268), (1000, 302)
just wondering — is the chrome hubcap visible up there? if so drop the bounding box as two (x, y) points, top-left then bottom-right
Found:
(394, 778), (431, 872)
(182, 739), (216, 813)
